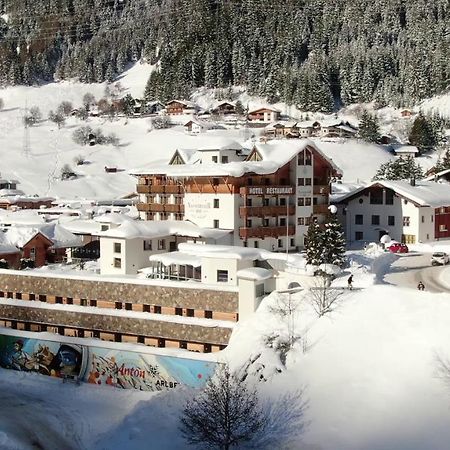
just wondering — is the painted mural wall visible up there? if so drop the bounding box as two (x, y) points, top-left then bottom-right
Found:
(0, 334), (217, 391)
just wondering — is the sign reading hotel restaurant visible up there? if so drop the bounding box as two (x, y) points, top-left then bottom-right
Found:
(247, 186), (294, 195)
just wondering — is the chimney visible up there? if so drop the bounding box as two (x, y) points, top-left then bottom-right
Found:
(410, 178), (416, 186)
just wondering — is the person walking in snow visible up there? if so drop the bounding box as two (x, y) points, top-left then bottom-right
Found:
(347, 274), (353, 290)
(417, 281), (425, 291)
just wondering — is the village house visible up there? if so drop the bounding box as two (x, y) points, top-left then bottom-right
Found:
(247, 107), (280, 123)
(165, 100), (197, 115)
(334, 179), (450, 245)
(133, 139), (341, 251)
(425, 168), (450, 183)
(265, 122), (299, 139)
(211, 101), (236, 116)
(183, 119), (220, 135)
(393, 145), (419, 158)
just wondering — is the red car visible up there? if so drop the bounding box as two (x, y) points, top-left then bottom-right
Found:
(388, 242), (409, 253)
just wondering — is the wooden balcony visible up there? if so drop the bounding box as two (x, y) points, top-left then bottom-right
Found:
(136, 184), (182, 194)
(313, 185), (330, 195)
(239, 205), (295, 217)
(313, 204), (329, 215)
(239, 225), (295, 239)
(136, 203), (184, 213)
(240, 185), (295, 196)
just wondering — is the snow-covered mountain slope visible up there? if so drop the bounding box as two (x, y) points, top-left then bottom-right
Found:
(0, 62), (444, 200)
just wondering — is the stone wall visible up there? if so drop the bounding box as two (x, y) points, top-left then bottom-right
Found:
(0, 273), (238, 313)
(0, 304), (232, 345)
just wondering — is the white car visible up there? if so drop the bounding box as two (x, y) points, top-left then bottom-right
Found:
(431, 252), (449, 266)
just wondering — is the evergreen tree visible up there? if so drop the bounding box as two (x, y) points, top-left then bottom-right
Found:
(321, 213), (346, 267)
(304, 220), (323, 266)
(408, 113), (437, 152)
(358, 111), (381, 143)
(434, 147), (450, 173)
(373, 156), (424, 181)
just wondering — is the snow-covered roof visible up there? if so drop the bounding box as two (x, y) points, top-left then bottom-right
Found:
(149, 251), (202, 267)
(236, 267), (273, 281)
(248, 106), (281, 114)
(99, 220), (232, 240)
(394, 145), (419, 154)
(0, 209), (47, 226)
(335, 180), (450, 207)
(59, 219), (103, 235)
(265, 121), (298, 130)
(0, 231), (20, 254)
(424, 168), (450, 181)
(178, 243), (267, 260)
(166, 99), (196, 108)
(93, 213), (134, 225)
(131, 139), (341, 178)
(337, 124), (358, 133)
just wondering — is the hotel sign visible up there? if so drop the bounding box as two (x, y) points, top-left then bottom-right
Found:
(247, 186), (295, 195)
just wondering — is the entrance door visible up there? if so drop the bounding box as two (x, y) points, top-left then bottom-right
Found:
(169, 241), (177, 252)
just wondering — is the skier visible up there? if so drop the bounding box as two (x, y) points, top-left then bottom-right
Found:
(347, 274), (353, 290)
(417, 281), (425, 291)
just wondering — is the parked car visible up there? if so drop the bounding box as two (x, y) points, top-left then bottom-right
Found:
(431, 252), (449, 266)
(388, 242), (409, 253)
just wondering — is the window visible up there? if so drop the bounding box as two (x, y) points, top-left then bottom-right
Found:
(263, 218), (269, 227)
(355, 214), (363, 225)
(217, 270), (229, 282)
(214, 220), (219, 228)
(355, 231), (364, 241)
(403, 216), (410, 227)
(125, 303), (132, 311)
(186, 309), (194, 317)
(263, 198), (269, 206)
(297, 217), (305, 226)
(154, 305), (162, 314)
(385, 191), (394, 205)
(371, 215), (380, 225)
(221, 155), (229, 163)
(297, 150), (312, 165)
(279, 218), (286, 226)
(279, 198), (286, 206)
(114, 242), (121, 253)
(297, 198), (304, 207)
(305, 178), (312, 186)
(298, 178), (304, 186)
(205, 310), (213, 319)
(388, 216), (395, 226)
(305, 197), (312, 206)
(101, 224), (108, 231)
(278, 239), (283, 248)
(440, 224), (448, 232)
(290, 238), (295, 247)
(246, 219), (252, 228)
(312, 197), (317, 205)
(370, 191), (383, 205)
(212, 156), (218, 163)
(421, 215), (424, 223)
(115, 301), (122, 309)
(254, 240), (259, 248)
(143, 240), (152, 251)
(212, 177), (219, 185)
(113, 257), (121, 268)
(158, 239), (166, 250)
(175, 307), (182, 316)
(143, 304), (151, 312)
(431, 215), (434, 222)
(213, 199), (219, 208)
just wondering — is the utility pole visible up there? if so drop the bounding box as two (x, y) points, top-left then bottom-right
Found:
(22, 101), (31, 158)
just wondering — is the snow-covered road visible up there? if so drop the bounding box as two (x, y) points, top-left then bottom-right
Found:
(383, 252), (450, 293)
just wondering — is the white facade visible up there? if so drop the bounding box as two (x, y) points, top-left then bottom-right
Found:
(100, 235), (176, 275)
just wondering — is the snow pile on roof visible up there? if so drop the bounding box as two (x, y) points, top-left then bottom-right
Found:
(0, 209), (47, 226)
(0, 231), (20, 254)
(131, 139), (340, 178)
(39, 223), (83, 248)
(93, 212), (135, 225)
(236, 267), (273, 281)
(393, 145), (419, 154)
(59, 219), (103, 235)
(149, 251), (202, 267)
(99, 220), (232, 240)
(336, 179), (450, 207)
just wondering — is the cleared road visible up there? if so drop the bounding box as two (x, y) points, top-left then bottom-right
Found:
(383, 252), (450, 293)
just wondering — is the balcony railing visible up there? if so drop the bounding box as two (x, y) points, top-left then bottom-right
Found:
(313, 185), (330, 195)
(313, 204), (329, 215)
(136, 184), (182, 194)
(239, 205), (295, 217)
(239, 225), (295, 239)
(136, 203), (184, 214)
(240, 185), (295, 196)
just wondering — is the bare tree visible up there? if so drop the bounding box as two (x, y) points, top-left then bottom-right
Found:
(180, 364), (266, 450)
(268, 293), (303, 362)
(151, 115), (171, 129)
(82, 92), (96, 110)
(57, 100), (73, 117)
(307, 275), (343, 317)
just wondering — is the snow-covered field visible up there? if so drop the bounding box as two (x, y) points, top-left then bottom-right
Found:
(2, 248), (450, 450)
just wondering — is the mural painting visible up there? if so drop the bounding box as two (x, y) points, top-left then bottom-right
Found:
(0, 334), (217, 392)
(0, 335), (83, 378)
